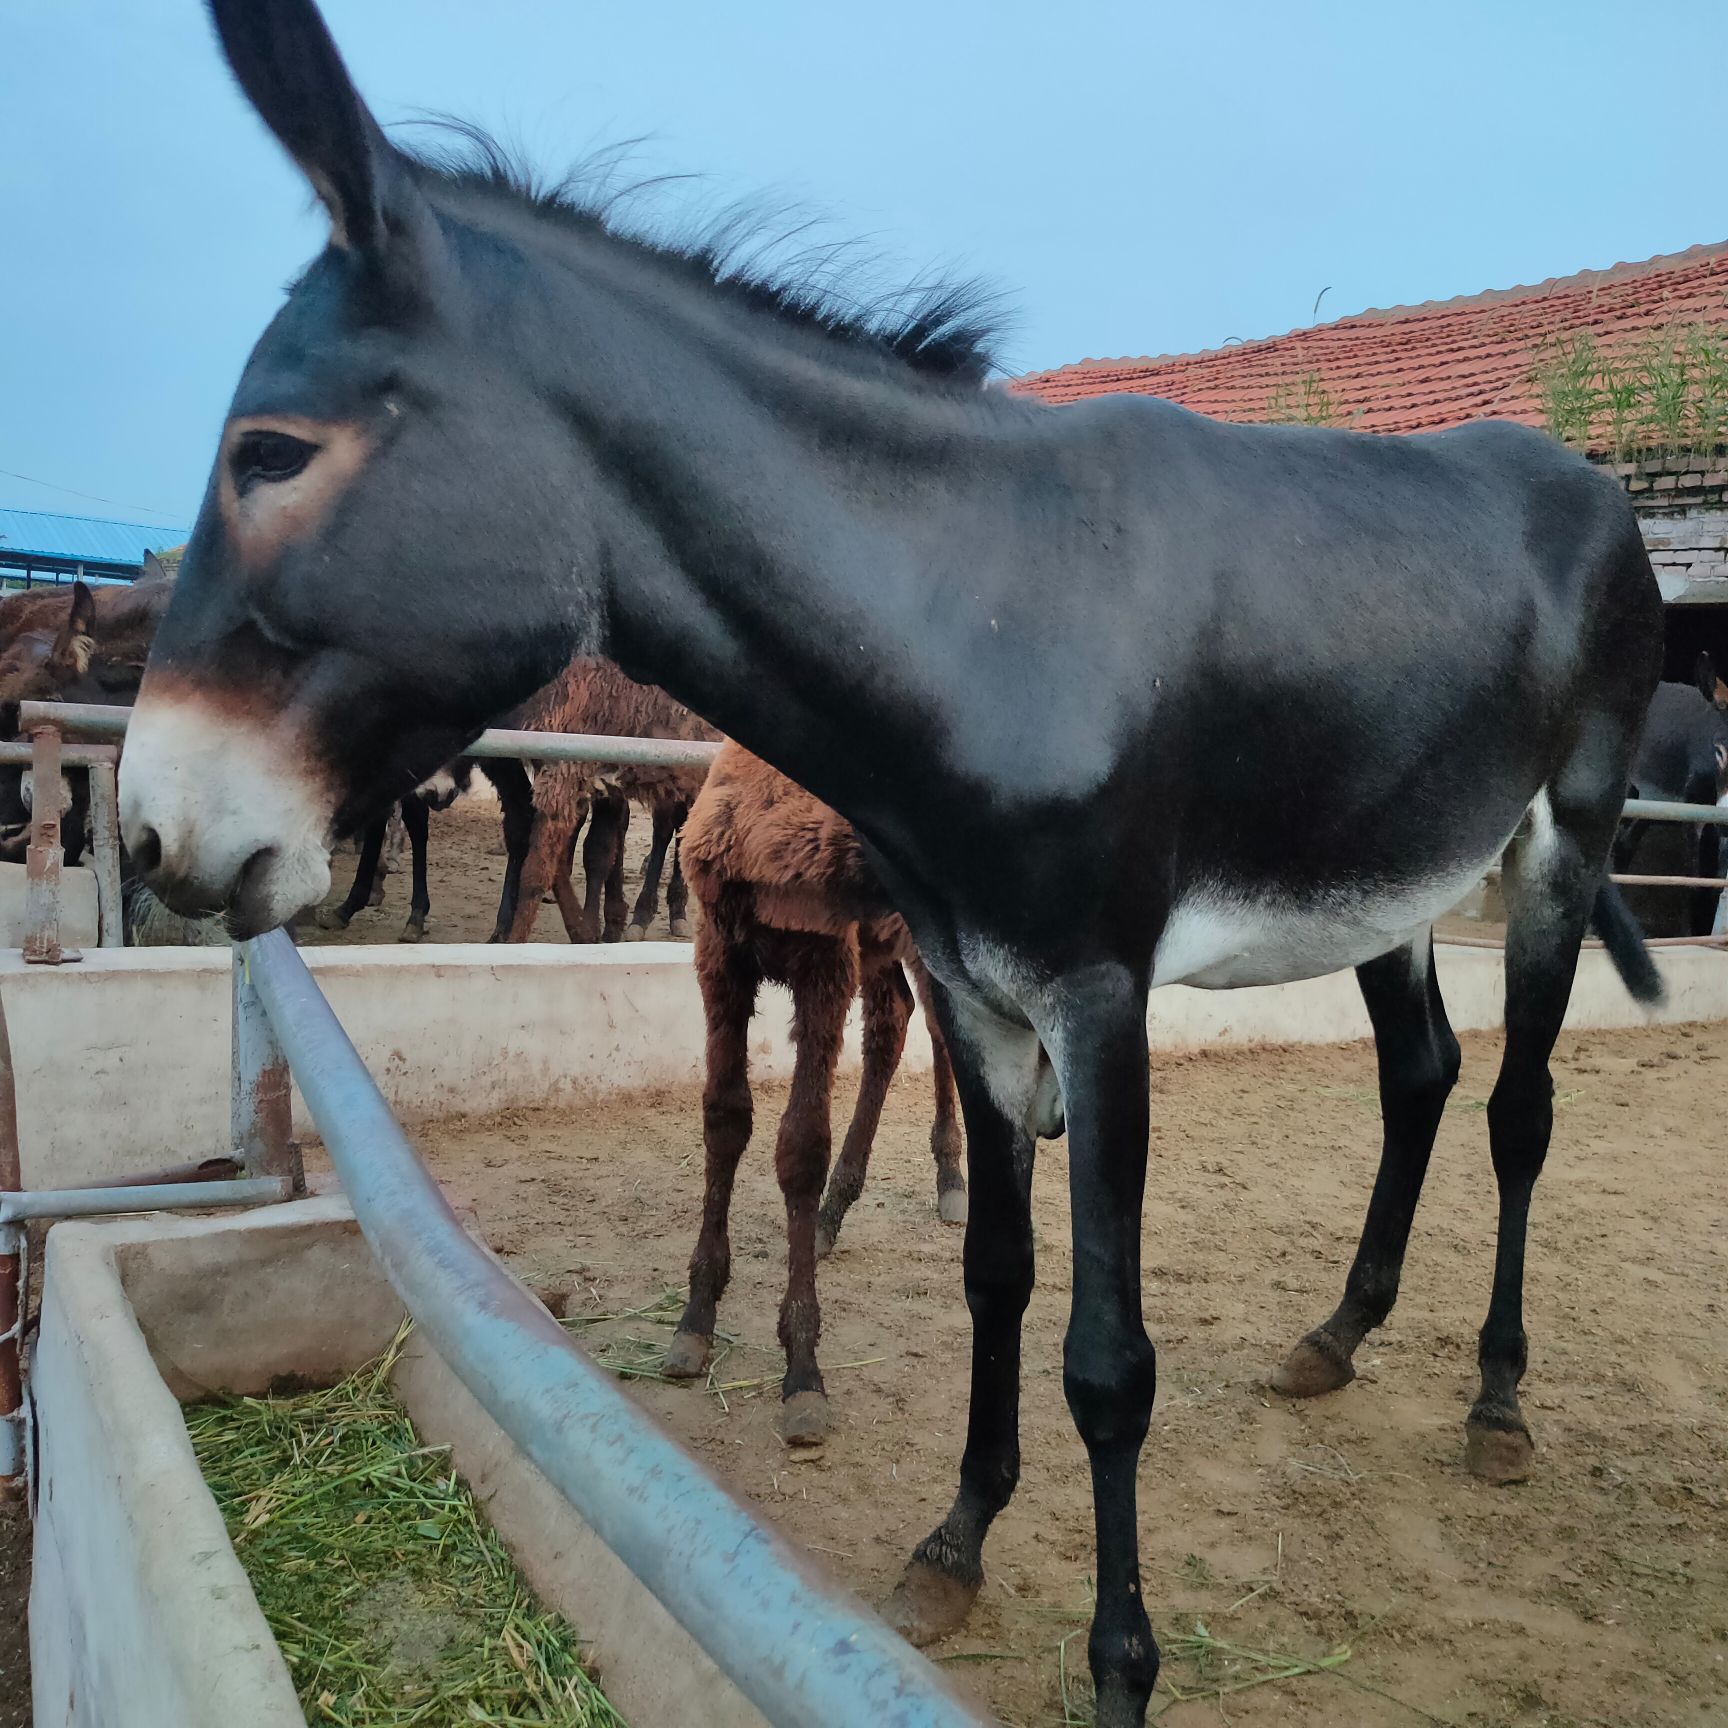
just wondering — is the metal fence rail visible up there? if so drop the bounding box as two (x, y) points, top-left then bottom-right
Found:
(240, 930), (986, 1728)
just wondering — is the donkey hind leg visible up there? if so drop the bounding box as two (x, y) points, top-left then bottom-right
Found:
(667, 829), (692, 939)
(575, 791), (626, 943)
(625, 798), (680, 940)
(504, 811), (571, 942)
(773, 935), (859, 1444)
(317, 815), (387, 928)
(886, 989), (1039, 1649)
(550, 820), (585, 936)
(1468, 797), (1614, 1483)
(666, 899), (760, 1382)
(590, 790), (631, 942)
(910, 956), (967, 1224)
(397, 794), (431, 942)
(1273, 932), (1460, 1398)
(816, 957), (913, 1258)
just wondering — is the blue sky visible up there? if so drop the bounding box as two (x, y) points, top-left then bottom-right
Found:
(5, 0), (1725, 531)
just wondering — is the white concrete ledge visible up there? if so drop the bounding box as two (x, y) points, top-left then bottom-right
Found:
(0, 860), (96, 950)
(2, 940), (1725, 1188)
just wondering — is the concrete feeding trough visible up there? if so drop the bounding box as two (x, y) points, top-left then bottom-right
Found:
(30, 1196), (773, 1728)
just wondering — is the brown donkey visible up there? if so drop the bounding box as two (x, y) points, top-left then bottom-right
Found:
(505, 659), (717, 943)
(663, 742), (967, 1445)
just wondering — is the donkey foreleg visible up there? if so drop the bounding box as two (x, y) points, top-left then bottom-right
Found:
(885, 984), (1038, 1651)
(772, 937), (857, 1444)
(482, 760), (534, 942)
(667, 905), (759, 1382)
(666, 831), (691, 939)
(1047, 967), (1160, 1727)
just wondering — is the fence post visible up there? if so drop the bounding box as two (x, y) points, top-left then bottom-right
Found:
(231, 947), (301, 1192)
(22, 723), (78, 966)
(87, 760), (124, 949)
(0, 981), (23, 1499)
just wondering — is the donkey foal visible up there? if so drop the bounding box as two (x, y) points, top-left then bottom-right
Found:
(663, 744), (966, 1445)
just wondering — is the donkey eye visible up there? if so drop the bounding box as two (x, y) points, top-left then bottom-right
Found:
(231, 430), (317, 492)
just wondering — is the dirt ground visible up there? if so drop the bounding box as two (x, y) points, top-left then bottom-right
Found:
(296, 789), (689, 949)
(349, 1021), (1728, 1728)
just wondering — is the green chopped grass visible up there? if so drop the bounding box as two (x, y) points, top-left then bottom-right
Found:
(185, 1327), (627, 1727)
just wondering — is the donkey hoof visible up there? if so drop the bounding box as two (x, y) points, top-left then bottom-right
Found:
(662, 1330), (712, 1380)
(814, 1223), (838, 1260)
(314, 907), (351, 931)
(779, 1390), (831, 1447)
(937, 1188), (969, 1227)
(397, 923), (425, 945)
(1093, 1680), (1158, 1728)
(883, 1558), (981, 1648)
(1465, 1413), (1534, 1484)
(622, 924), (645, 942)
(1269, 1331), (1355, 1399)
(670, 917), (693, 940)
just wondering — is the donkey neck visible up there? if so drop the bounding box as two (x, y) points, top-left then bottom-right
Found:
(511, 225), (1035, 826)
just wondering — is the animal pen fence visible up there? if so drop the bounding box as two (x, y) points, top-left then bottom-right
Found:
(5, 698), (985, 1728)
(6, 697), (1728, 1728)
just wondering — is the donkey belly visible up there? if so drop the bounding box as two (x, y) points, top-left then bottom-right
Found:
(1151, 854), (1496, 990)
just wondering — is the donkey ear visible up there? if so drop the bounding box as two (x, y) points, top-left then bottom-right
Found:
(1695, 652), (1717, 705)
(206, 0), (402, 254)
(49, 582), (96, 678)
(140, 551), (169, 583)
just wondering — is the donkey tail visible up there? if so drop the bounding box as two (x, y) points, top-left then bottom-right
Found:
(1590, 878), (1665, 1006)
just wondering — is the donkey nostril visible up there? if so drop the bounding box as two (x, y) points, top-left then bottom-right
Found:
(133, 824), (163, 875)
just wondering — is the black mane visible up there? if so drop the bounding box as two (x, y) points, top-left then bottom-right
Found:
(400, 123), (1006, 384)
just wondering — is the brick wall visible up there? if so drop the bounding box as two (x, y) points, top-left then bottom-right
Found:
(1600, 456), (1728, 602)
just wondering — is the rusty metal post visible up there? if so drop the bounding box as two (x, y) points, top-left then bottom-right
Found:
(87, 761), (124, 949)
(231, 947), (301, 1192)
(22, 724), (78, 966)
(0, 980), (23, 1498)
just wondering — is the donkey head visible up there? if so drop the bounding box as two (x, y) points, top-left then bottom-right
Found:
(0, 581), (97, 707)
(121, 0), (605, 932)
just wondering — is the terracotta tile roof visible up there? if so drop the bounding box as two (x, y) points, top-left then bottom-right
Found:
(1012, 243), (1728, 450)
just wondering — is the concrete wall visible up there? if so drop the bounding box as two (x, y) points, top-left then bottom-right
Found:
(29, 1201), (797, 1728)
(4, 939), (1727, 1188)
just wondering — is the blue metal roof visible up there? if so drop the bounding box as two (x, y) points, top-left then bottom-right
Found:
(0, 507), (186, 568)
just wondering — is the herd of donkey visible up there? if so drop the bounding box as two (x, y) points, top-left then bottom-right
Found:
(0, 554), (974, 1443)
(2, 555), (1727, 1448)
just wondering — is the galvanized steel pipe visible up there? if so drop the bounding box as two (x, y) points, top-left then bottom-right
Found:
(242, 927), (987, 1728)
(0, 1177), (289, 1224)
(20, 702), (721, 771)
(1622, 795), (1728, 829)
(465, 727), (722, 769)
